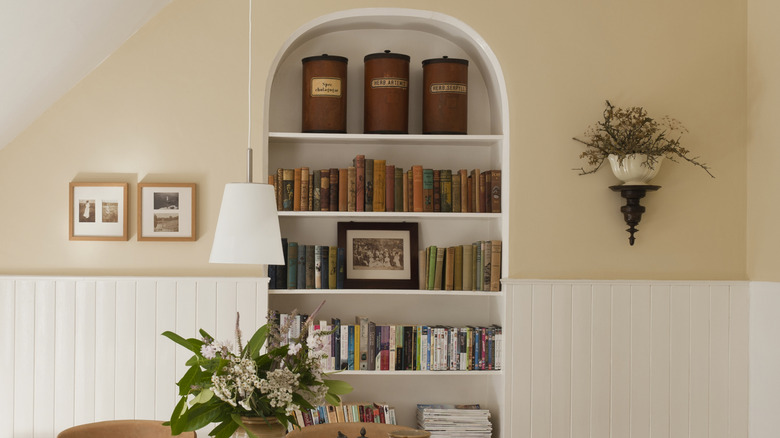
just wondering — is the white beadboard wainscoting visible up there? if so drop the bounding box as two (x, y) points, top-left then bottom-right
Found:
(1, 277), (270, 438)
(504, 280), (750, 438)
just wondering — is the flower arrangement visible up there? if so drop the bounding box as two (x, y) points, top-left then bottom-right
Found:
(162, 303), (352, 438)
(573, 100), (714, 177)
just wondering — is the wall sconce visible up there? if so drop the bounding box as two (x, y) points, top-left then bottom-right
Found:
(610, 184), (660, 245)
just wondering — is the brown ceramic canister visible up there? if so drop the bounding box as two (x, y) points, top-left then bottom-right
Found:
(302, 54), (348, 133)
(364, 50), (410, 134)
(422, 56), (468, 134)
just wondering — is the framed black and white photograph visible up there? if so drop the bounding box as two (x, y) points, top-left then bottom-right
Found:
(69, 182), (128, 241)
(337, 221), (418, 289)
(138, 183), (196, 241)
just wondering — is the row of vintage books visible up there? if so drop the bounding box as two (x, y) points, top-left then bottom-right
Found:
(421, 240), (501, 292)
(269, 157), (501, 213)
(289, 402), (397, 431)
(274, 313), (503, 372)
(268, 239), (346, 290)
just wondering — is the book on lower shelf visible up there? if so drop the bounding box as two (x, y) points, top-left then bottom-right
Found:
(290, 401), (397, 431)
(294, 312), (503, 372)
(416, 404), (492, 438)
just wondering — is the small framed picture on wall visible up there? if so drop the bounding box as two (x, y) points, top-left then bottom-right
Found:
(137, 183), (196, 241)
(69, 182), (128, 241)
(337, 221), (419, 289)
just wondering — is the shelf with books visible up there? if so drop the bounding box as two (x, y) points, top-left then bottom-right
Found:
(268, 132), (503, 147)
(335, 370), (502, 376)
(277, 211), (500, 218)
(269, 288), (503, 296)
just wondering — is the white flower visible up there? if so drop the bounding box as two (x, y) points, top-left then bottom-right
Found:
(288, 342), (302, 355)
(259, 368), (300, 409)
(201, 344), (218, 359)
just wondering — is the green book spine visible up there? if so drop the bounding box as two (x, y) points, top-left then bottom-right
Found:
(427, 246), (437, 290)
(328, 246), (338, 289)
(312, 169), (321, 212)
(423, 169), (434, 212)
(454, 244), (464, 291)
(441, 169), (452, 212)
(287, 242), (298, 289)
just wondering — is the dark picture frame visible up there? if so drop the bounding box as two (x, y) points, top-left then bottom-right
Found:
(338, 221), (419, 289)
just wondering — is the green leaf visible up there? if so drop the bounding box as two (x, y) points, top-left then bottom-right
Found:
(177, 365), (200, 396)
(162, 331), (202, 354)
(325, 393), (341, 407)
(230, 414), (259, 438)
(199, 328), (215, 342)
(191, 388), (214, 404)
(211, 419), (240, 438)
(323, 379), (353, 395)
(169, 396), (188, 435)
(182, 401), (224, 431)
(245, 324), (269, 359)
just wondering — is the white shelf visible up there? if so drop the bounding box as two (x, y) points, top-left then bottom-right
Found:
(331, 370), (502, 376)
(270, 288), (503, 296)
(269, 132), (502, 146)
(277, 211), (500, 219)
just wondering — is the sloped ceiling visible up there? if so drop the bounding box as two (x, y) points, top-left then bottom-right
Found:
(0, 0), (171, 151)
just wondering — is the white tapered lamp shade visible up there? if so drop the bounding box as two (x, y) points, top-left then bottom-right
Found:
(209, 183), (284, 265)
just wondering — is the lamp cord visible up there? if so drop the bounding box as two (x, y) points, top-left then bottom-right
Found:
(246, 0), (253, 183)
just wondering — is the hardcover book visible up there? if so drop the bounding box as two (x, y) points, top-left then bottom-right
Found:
(298, 244), (307, 289)
(353, 155), (365, 212)
(432, 169), (441, 212)
(444, 246), (455, 291)
(462, 244), (473, 291)
(320, 245), (329, 289)
(441, 169), (453, 212)
(312, 169), (321, 212)
(320, 169), (330, 212)
(282, 169), (294, 211)
(365, 158), (374, 212)
(338, 168), (348, 211)
(276, 168), (284, 210)
(491, 169), (501, 213)
(357, 316), (369, 371)
(328, 246), (337, 289)
(385, 164), (394, 213)
(412, 165), (423, 212)
(423, 168), (434, 212)
(300, 167), (310, 211)
(452, 172), (461, 213)
(293, 167), (302, 211)
(287, 241), (298, 289)
(348, 166), (356, 212)
(373, 159), (386, 212)
(394, 167), (403, 212)
(490, 240), (502, 291)
(329, 167), (339, 211)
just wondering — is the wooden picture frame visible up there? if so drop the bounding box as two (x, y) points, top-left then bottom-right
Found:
(69, 182), (128, 241)
(137, 183), (196, 241)
(338, 221), (418, 289)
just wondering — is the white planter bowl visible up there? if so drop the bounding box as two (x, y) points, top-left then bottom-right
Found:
(608, 154), (663, 185)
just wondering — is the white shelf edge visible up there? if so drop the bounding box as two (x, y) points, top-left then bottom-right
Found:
(269, 132), (503, 146)
(270, 289), (503, 296)
(277, 211), (501, 219)
(330, 370), (503, 376)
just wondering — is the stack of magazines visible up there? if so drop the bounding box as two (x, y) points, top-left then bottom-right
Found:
(416, 404), (492, 437)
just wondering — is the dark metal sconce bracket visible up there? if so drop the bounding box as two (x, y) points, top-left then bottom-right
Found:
(609, 184), (661, 246)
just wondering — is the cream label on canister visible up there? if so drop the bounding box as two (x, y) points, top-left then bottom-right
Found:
(311, 77), (342, 97)
(430, 82), (467, 94)
(370, 77), (408, 89)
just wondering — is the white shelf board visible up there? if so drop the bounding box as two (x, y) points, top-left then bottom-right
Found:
(269, 132), (502, 146)
(277, 211), (501, 219)
(269, 289), (503, 296)
(332, 370), (502, 376)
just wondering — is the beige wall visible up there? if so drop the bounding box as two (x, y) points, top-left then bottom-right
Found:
(0, 0), (748, 280)
(747, 0), (780, 282)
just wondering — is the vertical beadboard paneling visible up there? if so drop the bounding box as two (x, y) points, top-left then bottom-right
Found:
(33, 281), (56, 438)
(14, 280), (34, 437)
(649, 285), (671, 438)
(94, 280), (117, 421)
(590, 284), (612, 438)
(135, 280), (157, 420)
(216, 281), (238, 341)
(689, 285), (710, 438)
(0, 279), (15, 438)
(54, 280), (76, 434)
(512, 284), (533, 438)
(709, 285), (730, 438)
(73, 281), (97, 426)
(630, 285), (651, 438)
(114, 280), (137, 419)
(611, 284), (631, 438)
(155, 280), (177, 421)
(669, 285), (691, 438)
(175, 280), (197, 391)
(550, 284), (572, 438)
(196, 280), (217, 337)
(530, 284), (552, 438)
(729, 283), (749, 438)
(570, 284), (592, 438)
(237, 280), (258, 335)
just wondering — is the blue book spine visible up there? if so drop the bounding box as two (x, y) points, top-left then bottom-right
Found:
(337, 247), (346, 289)
(320, 245), (329, 289)
(347, 325), (355, 370)
(286, 242), (298, 289)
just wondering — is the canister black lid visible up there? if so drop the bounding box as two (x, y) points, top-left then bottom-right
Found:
(422, 56), (468, 66)
(364, 50), (410, 62)
(302, 54), (348, 64)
